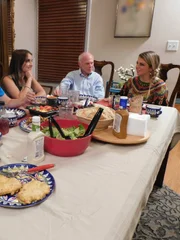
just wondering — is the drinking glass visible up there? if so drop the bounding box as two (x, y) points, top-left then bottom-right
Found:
(0, 117), (9, 135)
(59, 85), (68, 97)
(58, 85), (69, 107)
(59, 106), (74, 119)
(68, 90), (80, 103)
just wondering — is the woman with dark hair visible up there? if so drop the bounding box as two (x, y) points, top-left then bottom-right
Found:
(120, 51), (168, 106)
(1, 49), (46, 99)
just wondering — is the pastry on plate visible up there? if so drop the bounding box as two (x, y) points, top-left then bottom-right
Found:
(17, 179), (50, 204)
(0, 175), (22, 195)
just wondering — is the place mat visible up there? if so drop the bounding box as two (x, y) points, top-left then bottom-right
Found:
(93, 126), (150, 144)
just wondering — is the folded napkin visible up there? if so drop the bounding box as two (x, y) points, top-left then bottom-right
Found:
(127, 113), (150, 137)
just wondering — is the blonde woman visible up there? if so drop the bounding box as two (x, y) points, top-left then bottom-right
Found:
(120, 51), (168, 106)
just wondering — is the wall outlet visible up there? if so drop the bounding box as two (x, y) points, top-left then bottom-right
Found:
(166, 40), (179, 51)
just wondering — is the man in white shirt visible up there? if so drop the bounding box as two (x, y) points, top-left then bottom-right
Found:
(54, 52), (105, 99)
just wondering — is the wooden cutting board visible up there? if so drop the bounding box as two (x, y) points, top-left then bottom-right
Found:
(93, 127), (150, 145)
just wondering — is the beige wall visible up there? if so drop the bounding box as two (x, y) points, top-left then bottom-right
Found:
(14, 0), (180, 96)
(14, 0), (37, 76)
(88, 0), (180, 97)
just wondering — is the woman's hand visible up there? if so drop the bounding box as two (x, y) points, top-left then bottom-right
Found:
(26, 91), (35, 104)
(25, 70), (33, 80)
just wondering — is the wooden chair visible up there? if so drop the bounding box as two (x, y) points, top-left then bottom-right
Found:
(41, 84), (53, 95)
(159, 63), (180, 107)
(94, 60), (115, 98)
(0, 62), (3, 80)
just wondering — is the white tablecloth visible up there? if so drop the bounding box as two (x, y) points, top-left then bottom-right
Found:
(0, 106), (180, 240)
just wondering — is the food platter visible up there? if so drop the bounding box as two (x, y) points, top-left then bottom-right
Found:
(19, 117), (48, 133)
(5, 108), (26, 119)
(0, 163), (55, 208)
(93, 127), (150, 144)
(27, 105), (59, 117)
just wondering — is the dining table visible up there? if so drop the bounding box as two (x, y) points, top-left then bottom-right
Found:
(0, 105), (180, 240)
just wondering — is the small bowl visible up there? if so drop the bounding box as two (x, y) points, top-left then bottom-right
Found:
(41, 118), (91, 157)
(3, 113), (18, 127)
(146, 105), (162, 118)
(47, 95), (58, 106)
(57, 96), (68, 107)
(34, 96), (47, 105)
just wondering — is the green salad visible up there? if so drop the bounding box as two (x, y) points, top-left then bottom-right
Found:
(41, 124), (86, 140)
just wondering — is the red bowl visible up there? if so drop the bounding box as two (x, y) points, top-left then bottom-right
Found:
(41, 118), (91, 157)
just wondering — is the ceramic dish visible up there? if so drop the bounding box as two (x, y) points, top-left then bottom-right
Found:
(27, 105), (59, 117)
(34, 96), (47, 105)
(19, 117), (48, 133)
(0, 163), (55, 208)
(19, 119), (32, 133)
(79, 94), (98, 102)
(5, 108), (26, 119)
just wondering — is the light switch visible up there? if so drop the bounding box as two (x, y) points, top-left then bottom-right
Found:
(166, 40), (179, 51)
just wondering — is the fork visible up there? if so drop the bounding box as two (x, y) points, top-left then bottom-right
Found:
(0, 164), (55, 178)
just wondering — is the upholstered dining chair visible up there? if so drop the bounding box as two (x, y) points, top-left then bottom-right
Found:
(159, 63), (180, 107)
(41, 84), (53, 95)
(94, 60), (115, 98)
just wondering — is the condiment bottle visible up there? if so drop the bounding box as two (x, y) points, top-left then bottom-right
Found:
(112, 107), (129, 139)
(0, 101), (9, 135)
(27, 116), (45, 163)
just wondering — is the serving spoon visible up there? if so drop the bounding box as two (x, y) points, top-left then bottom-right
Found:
(50, 116), (71, 140)
(82, 107), (104, 137)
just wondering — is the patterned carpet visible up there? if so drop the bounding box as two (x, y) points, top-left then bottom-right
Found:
(133, 185), (180, 240)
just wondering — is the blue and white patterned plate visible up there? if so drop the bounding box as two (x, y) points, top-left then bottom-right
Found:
(19, 119), (32, 133)
(0, 163), (55, 208)
(79, 94), (98, 102)
(6, 108), (26, 119)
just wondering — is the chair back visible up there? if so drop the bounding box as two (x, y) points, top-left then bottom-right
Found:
(0, 62), (3, 80)
(94, 60), (115, 98)
(159, 63), (180, 107)
(41, 84), (53, 95)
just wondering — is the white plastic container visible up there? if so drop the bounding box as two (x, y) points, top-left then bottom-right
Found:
(27, 116), (45, 163)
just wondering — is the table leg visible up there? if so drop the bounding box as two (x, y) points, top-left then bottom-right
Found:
(155, 144), (171, 188)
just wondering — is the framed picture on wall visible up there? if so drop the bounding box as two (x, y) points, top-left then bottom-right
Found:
(114, 0), (155, 38)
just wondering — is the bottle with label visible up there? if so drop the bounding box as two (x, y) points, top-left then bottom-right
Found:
(27, 116), (45, 163)
(112, 107), (129, 139)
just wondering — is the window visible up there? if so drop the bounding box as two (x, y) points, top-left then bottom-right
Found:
(38, 0), (88, 83)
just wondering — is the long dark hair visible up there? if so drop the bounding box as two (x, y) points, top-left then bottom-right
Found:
(9, 49), (32, 88)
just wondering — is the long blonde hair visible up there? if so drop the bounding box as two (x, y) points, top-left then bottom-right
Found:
(139, 51), (160, 98)
(139, 51), (160, 78)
